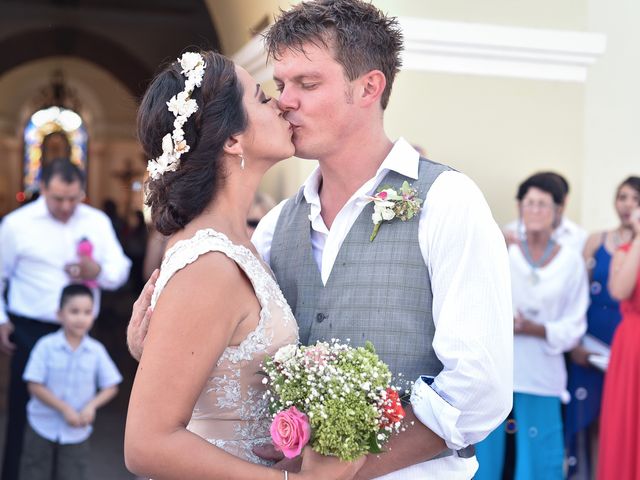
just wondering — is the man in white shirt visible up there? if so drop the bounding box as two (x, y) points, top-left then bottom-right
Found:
(249, 3), (512, 478)
(0, 158), (131, 480)
(503, 172), (588, 252)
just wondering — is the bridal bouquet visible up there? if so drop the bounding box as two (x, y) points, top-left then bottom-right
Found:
(262, 340), (405, 461)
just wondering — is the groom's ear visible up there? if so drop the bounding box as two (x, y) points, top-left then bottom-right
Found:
(222, 135), (243, 156)
(358, 70), (386, 108)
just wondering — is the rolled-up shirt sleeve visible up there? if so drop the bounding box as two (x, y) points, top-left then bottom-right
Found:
(23, 339), (47, 383)
(94, 216), (131, 290)
(543, 254), (589, 355)
(96, 343), (123, 389)
(411, 171), (513, 450)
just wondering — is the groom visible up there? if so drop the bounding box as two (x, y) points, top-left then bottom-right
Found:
(129, 1), (513, 478)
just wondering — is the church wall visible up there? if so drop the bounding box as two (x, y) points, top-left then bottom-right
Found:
(205, 0), (289, 55)
(374, 0), (588, 31)
(0, 134), (22, 215)
(385, 72), (584, 227)
(88, 140), (146, 219)
(582, 0), (640, 231)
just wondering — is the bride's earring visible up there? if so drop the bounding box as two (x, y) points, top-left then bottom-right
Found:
(239, 154), (245, 170)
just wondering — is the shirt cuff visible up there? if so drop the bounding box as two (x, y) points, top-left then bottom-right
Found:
(95, 264), (129, 290)
(23, 372), (44, 383)
(543, 322), (571, 355)
(410, 376), (467, 450)
(98, 375), (123, 390)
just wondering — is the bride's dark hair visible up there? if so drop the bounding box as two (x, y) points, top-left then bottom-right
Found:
(138, 51), (247, 235)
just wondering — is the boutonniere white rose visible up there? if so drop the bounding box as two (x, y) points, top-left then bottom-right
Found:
(366, 181), (423, 241)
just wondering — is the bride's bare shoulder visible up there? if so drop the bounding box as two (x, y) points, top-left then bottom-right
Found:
(152, 250), (251, 334)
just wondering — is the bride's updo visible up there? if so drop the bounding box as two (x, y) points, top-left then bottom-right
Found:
(138, 51), (247, 235)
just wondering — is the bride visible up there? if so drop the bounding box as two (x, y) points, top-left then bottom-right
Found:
(124, 51), (363, 480)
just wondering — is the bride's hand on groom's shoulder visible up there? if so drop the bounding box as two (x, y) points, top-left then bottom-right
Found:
(127, 269), (159, 361)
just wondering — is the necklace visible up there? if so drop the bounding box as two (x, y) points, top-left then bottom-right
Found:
(612, 227), (632, 250)
(522, 236), (556, 285)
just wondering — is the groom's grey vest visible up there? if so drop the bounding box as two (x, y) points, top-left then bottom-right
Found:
(270, 158), (448, 383)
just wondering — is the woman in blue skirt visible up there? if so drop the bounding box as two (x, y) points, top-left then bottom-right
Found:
(476, 173), (589, 480)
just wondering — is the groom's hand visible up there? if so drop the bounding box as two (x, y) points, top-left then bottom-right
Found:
(273, 457), (302, 473)
(253, 443), (302, 472)
(252, 443), (284, 462)
(127, 269), (159, 361)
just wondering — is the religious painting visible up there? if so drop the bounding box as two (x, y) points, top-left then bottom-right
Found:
(22, 106), (88, 196)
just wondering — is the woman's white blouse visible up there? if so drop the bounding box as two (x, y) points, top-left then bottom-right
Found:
(511, 243), (589, 402)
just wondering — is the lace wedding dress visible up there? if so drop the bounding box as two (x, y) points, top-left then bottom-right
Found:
(151, 228), (298, 465)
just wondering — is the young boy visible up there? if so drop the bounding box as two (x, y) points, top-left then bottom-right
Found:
(19, 284), (122, 480)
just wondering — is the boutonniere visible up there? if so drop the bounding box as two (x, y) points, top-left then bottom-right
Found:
(366, 181), (423, 241)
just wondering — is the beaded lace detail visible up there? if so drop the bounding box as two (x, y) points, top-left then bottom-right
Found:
(152, 228), (298, 463)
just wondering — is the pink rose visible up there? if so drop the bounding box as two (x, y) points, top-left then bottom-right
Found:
(270, 406), (311, 458)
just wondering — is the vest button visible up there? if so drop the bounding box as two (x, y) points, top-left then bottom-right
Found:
(316, 313), (326, 323)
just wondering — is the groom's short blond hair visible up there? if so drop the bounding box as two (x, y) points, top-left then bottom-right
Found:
(264, 0), (403, 110)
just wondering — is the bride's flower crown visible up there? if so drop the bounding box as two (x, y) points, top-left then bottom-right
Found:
(147, 52), (207, 180)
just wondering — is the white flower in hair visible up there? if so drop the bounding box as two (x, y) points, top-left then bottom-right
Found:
(180, 52), (204, 73)
(147, 51), (206, 179)
(174, 117), (186, 130)
(172, 127), (185, 143)
(174, 140), (190, 155)
(167, 95), (198, 117)
(184, 77), (197, 92)
(147, 134), (180, 180)
(167, 90), (198, 117)
(190, 65), (205, 86)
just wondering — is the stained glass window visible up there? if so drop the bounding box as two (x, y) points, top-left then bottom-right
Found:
(23, 106), (88, 197)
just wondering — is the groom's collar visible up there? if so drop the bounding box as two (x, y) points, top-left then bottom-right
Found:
(297, 137), (419, 206)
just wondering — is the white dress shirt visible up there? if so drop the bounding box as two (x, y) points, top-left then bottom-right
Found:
(504, 217), (588, 253)
(510, 244), (589, 403)
(0, 197), (131, 324)
(23, 329), (122, 444)
(253, 138), (513, 479)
